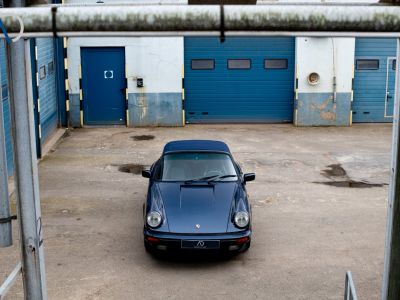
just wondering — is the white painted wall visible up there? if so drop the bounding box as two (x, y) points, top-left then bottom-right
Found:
(296, 37), (355, 93)
(67, 37), (183, 94)
(64, 0), (187, 4)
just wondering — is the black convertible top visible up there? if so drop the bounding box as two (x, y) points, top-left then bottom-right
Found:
(163, 140), (231, 154)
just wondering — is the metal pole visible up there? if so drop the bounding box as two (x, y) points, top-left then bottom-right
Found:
(0, 40), (12, 248)
(7, 1), (47, 299)
(382, 38), (400, 300)
(1, 5), (400, 37)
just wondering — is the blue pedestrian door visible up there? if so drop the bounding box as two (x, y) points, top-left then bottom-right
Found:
(184, 37), (295, 123)
(81, 47), (126, 125)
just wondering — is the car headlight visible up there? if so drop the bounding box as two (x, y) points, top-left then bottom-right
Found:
(234, 211), (249, 228)
(147, 211), (162, 228)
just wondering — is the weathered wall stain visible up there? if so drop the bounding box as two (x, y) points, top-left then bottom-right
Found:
(129, 92), (182, 127)
(320, 111), (336, 121)
(297, 92), (351, 126)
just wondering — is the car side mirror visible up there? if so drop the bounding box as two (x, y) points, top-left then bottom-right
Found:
(243, 173), (255, 183)
(142, 170), (151, 178)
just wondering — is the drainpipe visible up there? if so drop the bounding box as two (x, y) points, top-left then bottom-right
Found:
(331, 38), (337, 103)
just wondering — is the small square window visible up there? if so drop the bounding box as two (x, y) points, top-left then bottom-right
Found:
(264, 59), (288, 69)
(356, 59), (379, 70)
(39, 65), (46, 80)
(191, 59), (215, 70)
(228, 59), (251, 70)
(48, 61), (54, 74)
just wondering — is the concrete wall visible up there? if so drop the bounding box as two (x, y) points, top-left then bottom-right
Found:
(67, 37), (183, 127)
(295, 37), (355, 126)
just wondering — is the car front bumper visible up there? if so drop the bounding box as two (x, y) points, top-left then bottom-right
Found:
(144, 228), (251, 252)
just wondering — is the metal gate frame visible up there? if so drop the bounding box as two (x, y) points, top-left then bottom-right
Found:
(1, 3), (400, 300)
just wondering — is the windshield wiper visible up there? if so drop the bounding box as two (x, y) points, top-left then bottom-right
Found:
(208, 175), (237, 182)
(184, 175), (219, 184)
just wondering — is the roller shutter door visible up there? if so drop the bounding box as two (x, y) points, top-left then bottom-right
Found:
(353, 38), (397, 123)
(184, 37), (295, 123)
(0, 41), (13, 175)
(36, 38), (58, 142)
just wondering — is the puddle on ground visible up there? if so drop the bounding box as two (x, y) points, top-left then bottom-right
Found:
(321, 164), (347, 178)
(314, 180), (386, 188)
(318, 163), (386, 188)
(131, 135), (155, 141)
(118, 164), (145, 175)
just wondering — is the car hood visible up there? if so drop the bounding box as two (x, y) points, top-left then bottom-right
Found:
(156, 182), (238, 234)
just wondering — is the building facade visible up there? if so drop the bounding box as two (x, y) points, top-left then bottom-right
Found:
(0, 37), (62, 175)
(0, 0), (398, 176)
(64, 33), (396, 127)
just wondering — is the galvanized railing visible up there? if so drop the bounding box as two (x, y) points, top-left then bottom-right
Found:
(0, 262), (22, 300)
(344, 271), (358, 300)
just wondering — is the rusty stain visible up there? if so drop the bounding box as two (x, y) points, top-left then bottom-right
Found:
(320, 111), (336, 121)
(308, 97), (337, 121)
(310, 98), (331, 111)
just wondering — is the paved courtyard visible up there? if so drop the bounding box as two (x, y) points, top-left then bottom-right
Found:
(0, 124), (393, 299)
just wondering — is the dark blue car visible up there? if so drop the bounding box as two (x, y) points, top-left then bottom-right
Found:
(141, 140), (255, 254)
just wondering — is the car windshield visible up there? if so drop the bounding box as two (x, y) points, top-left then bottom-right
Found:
(155, 152), (238, 182)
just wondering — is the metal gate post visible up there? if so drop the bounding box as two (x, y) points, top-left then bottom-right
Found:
(382, 38), (400, 300)
(7, 35), (48, 300)
(7, 34), (47, 300)
(0, 42), (12, 248)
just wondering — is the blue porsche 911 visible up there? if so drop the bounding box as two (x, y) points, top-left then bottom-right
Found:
(141, 140), (255, 254)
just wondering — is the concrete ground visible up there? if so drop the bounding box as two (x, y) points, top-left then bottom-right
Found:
(0, 124), (392, 300)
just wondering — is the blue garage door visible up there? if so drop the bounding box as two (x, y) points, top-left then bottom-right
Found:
(353, 38), (397, 123)
(0, 41), (13, 176)
(36, 38), (58, 143)
(184, 37), (295, 123)
(81, 47), (126, 125)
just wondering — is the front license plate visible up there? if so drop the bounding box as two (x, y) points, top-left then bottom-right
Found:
(181, 240), (220, 249)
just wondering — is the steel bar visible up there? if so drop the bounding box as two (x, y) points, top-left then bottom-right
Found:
(0, 5), (400, 38)
(7, 4), (47, 296)
(0, 41), (12, 248)
(344, 271), (358, 300)
(382, 38), (400, 300)
(4, 31), (400, 38)
(0, 262), (22, 300)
